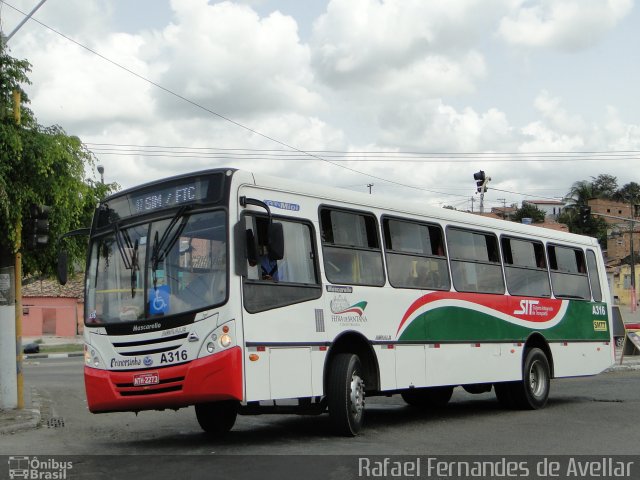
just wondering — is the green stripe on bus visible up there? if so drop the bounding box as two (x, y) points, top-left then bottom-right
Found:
(398, 301), (610, 342)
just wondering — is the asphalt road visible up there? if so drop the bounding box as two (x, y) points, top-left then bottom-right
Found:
(2, 357), (638, 458)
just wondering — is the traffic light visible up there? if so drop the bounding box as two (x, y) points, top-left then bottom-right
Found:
(578, 205), (591, 226)
(25, 204), (51, 249)
(474, 170), (486, 193)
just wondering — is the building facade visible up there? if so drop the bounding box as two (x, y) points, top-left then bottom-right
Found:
(21, 276), (84, 338)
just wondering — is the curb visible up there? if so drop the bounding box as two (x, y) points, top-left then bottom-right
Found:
(0, 409), (40, 435)
(24, 352), (84, 359)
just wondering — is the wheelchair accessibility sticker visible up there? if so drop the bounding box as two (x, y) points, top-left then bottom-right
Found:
(149, 285), (170, 314)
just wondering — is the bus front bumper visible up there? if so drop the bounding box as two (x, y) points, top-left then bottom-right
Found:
(85, 346), (243, 413)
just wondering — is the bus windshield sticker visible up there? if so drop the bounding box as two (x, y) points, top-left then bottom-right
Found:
(149, 285), (170, 315)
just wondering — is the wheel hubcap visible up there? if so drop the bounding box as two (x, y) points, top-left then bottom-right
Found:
(349, 374), (365, 417)
(529, 360), (547, 398)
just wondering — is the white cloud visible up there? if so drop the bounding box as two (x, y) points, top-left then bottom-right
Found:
(22, 33), (155, 131)
(311, 0), (501, 93)
(4, 0), (640, 208)
(150, 0), (321, 118)
(376, 100), (515, 152)
(498, 0), (633, 51)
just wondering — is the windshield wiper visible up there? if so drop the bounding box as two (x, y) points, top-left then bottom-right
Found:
(114, 223), (133, 270)
(113, 224), (140, 298)
(130, 239), (139, 298)
(151, 206), (191, 287)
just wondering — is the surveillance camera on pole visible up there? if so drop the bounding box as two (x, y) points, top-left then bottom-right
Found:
(473, 170), (491, 213)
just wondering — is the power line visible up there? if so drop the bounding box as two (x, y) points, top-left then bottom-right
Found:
(5, 1), (628, 205)
(82, 142), (640, 163)
(0, 0), (466, 199)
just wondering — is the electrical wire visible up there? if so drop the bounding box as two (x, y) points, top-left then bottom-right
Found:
(0, 0), (467, 199)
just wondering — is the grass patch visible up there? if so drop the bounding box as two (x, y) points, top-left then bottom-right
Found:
(39, 344), (83, 353)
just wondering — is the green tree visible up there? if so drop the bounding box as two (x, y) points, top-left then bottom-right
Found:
(1, 45), (118, 277)
(591, 174), (618, 199)
(512, 202), (546, 223)
(561, 178), (607, 244)
(614, 181), (640, 206)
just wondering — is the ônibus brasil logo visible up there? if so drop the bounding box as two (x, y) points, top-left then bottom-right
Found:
(8, 456), (73, 479)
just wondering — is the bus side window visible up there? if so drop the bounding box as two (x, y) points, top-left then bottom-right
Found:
(547, 245), (591, 300)
(586, 249), (603, 302)
(383, 217), (450, 291)
(320, 208), (385, 286)
(447, 227), (504, 294)
(501, 236), (551, 298)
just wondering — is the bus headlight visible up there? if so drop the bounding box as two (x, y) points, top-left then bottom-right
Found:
(84, 344), (103, 368)
(219, 334), (232, 348)
(206, 342), (215, 353)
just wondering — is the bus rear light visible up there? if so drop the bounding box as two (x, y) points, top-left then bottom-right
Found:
(249, 354), (259, 361)
(222, 325), (230, 333)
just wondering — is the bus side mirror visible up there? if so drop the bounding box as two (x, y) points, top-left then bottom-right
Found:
(57, 250), (68, 286)
(268, 223), (284, 261)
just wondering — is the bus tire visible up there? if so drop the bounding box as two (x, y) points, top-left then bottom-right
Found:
(494, 382), (516, 409)
(195, 400), (238, 435)
(513, 348), (551, 410)
(328, 353), (365, 436)
(401, 386), (453, 408)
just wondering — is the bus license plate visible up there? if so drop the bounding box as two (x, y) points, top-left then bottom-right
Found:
(133, 372), (159, 386)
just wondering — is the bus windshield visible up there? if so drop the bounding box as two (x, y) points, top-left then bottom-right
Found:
(85, 209), (227, 325)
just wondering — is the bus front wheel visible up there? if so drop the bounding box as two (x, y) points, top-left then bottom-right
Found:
(328, 353), (365, 436)
(195, 400), (238, 435)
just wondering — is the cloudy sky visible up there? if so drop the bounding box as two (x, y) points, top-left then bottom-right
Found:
(2, 0), (639, 212)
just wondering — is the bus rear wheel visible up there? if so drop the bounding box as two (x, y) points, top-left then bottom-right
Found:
(401, 386), (454, 408)
(495, 348), (550, 410)
(195, 400), (238, 435)
(328, 353), (365, 436)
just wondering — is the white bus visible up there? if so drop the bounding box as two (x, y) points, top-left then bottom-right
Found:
(70, 168), (614, 436)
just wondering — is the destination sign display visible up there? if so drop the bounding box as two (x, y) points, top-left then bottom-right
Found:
(132, 183), (200, 213)
(97, 173), (225, 227)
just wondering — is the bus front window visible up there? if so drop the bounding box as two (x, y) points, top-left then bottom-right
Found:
(86, 225), (147, 324)
(150, 211), (227, 316)
(85, 210), (227, 325)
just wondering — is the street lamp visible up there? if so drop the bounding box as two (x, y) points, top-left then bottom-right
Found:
(97, 165), (104, 184)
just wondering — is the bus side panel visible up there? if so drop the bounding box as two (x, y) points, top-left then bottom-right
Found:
(311, 348), (326, 397)
(269, 347), (313, 400)
(395, 345), (426, 388)
(244, 347), (271, 401)
(550, 342), (613, 377)
(426, 343), (521, 386)
(374, 345), (397, 391)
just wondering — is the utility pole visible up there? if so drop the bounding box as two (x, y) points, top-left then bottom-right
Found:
(630, 220), (636, 312)
(497, 198), (507, 219)
(0, 0), (50, 410)
(470, 196), (475, 213)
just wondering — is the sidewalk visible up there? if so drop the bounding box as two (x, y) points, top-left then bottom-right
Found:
(1, 335), (82, 434)
(22, 335), (84, 359)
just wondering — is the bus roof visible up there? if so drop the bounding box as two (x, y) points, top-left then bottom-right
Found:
(246, 170), (600, 249)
